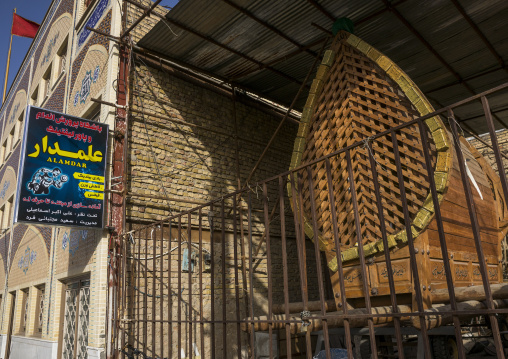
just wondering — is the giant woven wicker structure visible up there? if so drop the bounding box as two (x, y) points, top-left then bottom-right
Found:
(289, 31), (508, 302)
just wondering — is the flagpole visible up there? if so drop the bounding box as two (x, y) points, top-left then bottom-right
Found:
(2, 8), (16, 104)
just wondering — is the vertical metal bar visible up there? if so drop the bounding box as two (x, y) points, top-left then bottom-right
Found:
(324, 158), (353, 357)
(152, 225), (156, 357)
(221, 201), (227, 358)
(143, 227), (148, 355)
(247, 192), (256, 359)
(296, 174), (312, 359)
(345, 150), (378, 359)
(237, 202), (249, 357)
(417, 119), (466, 358)
(177, 217), (182, 358)
(159, 222), (164, 359)
(262, 183), (274, 359)
(188, 213), (193, 359)
(121, 234), (127, 357)
(367, 147), (405, 358)
(390, 130), (432, 359)
(482, 96), (508, 202)
(448, 109), (504, 357)
(279, 176), (292, 359)
(136, 230), (141, 353)
(306, 167), (331, 359)
(210, 204), (216, 359)
(289, 173), (310, 358)
(233, 196), (242, 358)
(199, 209), (205, 357)
(168, 220), (173, 359)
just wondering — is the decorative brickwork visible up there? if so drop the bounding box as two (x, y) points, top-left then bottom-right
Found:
(0, 231), (10, 276)
(45, 75), (67, 112)
(68, 44), (108, 116)
(8, 227), (49, 286)
(0, 146), (21, 181)
(31, 13), (73, 95)
(69, 10), (111, 103)
(8, 224), (29, 273)
(32, 0), (74, 83)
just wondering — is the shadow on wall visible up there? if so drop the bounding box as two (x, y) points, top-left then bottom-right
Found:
(122, 56), (333, 357)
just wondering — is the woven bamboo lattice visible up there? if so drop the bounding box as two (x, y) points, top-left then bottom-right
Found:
(289, 31), (451, 269)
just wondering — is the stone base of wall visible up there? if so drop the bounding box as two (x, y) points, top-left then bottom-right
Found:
(8, 336), (57, 359)
(87, 346), (105, 359)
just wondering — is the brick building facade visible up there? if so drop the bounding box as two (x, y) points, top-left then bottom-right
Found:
(0, 0), (122, 357)
(0, 0), (327, 357)
(6, 0), (503, 358)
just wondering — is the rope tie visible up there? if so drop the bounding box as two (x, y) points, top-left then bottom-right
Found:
(362, 136), (387, 173)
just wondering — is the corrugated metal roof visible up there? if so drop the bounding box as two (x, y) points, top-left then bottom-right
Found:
(138, 0), (508, 134)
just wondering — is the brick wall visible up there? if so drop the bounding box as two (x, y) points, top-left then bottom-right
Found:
(123, 39), (332, 359)
(468, 130), (508, 175)
(120, 4), (333, 357)
(127, 61), (296, 223)
(125, 0), (168, 44)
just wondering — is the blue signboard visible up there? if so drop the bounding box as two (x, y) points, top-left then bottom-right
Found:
(77, 0), (110, 49)
(14, 106), (108, 228)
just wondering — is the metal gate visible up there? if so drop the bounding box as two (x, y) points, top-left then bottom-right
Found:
(63, 279), (90, 359)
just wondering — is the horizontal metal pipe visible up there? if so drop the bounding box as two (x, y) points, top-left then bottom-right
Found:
(242, 299), (508, 333)
(242, 305), (412, 333)
(432, 283), (508, 304)
(271, 300), (337, 315)
(413, 299), (508, 330)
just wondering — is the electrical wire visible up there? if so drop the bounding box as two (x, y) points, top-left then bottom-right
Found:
(130, 42), (178, 217)
(128, 52), (246, 215)
(132, 55), (237, 178)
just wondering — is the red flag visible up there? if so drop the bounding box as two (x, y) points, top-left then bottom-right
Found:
(11, 13), (40, 39)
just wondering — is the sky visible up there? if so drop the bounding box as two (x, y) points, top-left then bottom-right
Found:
(0, 0), (179, 107)
(0, 0), (51, 107)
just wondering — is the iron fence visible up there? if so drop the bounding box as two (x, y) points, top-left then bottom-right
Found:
(114, 82), (508, 359)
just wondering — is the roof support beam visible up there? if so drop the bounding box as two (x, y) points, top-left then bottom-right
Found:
(426, 66), (505, 94)
(162, 16), (306, 87)
(222, 0), (318, 59)
(311, 22), (333, 36)
(131, 44), (301, 118)
(355, 0), (408, 26)
(450, 0), (506, 71)
(231, 37), (328, 81)
(458, 105), (508, 124)
(124, 0), (307, 88)
(121, 0), (163, 39)
(381, 0), (476, 95)
(306, 0), (335, 21)
(381, 0), (508, 130)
